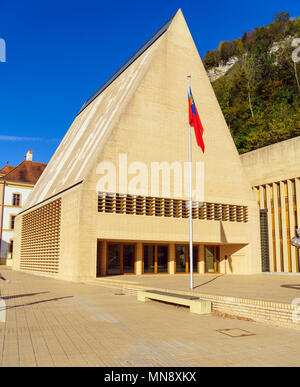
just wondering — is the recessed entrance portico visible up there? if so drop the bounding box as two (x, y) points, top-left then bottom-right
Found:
(97, 241), (235, 277)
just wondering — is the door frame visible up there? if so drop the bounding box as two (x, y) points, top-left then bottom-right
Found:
(143, 243), (169, 274)
(106, 242), (137, 275)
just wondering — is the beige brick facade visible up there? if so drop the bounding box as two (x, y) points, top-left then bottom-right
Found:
(241, 136), (300, 273)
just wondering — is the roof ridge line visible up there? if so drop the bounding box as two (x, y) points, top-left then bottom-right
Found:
(77, 12), (176, 116)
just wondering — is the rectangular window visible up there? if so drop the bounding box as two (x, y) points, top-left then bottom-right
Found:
(260, 209), (270, 272)
(9, 240), (13, 254)
(12, 193), (21, 207)
(10, 215), (16, 230)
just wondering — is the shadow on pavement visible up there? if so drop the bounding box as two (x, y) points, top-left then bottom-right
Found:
(2, 292), (50, 300)
(193, 274), (224, 289)
(5, 296), (73, 310)
(281, 284), (300, 290)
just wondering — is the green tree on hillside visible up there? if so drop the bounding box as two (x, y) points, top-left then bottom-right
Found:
(204, 11), (300, 153)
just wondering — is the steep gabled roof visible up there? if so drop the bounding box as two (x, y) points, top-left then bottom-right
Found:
(1, 160), (47, 184)
(23, 9), (255, 211)
(23, 12), (174, 209)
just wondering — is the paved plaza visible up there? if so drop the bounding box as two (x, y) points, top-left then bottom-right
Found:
(1, 268), (300, 367)
(99, 273), (300, 304)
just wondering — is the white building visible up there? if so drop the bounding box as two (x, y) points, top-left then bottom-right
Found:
(0, 151), (47, 265)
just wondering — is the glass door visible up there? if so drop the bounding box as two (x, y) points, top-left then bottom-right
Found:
(123, 244), (135, 274)
(176, 245), (199, 273)
(191, 246), (199, 273)
(205, 246), (220, 273)
(157, 245), (168, 273)
(107, 243), (121, 275)
(176, 245), (187, 273)
(107, 243), (136, 275)
(143, 245), (155, 273)
(143, 244), (169, 274)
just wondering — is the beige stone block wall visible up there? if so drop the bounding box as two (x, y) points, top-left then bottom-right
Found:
(136, 243), (143, 275)
(0, 182), (4, 239)
(59, 186), (82, 281)
(240, 136), (300, 187)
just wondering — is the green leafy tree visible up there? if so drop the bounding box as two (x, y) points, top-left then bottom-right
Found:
(204, 11), (300, 154)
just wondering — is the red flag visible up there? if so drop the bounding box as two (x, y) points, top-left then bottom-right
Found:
(188, 87), (205, 153)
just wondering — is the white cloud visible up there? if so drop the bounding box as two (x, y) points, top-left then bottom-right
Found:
(0, 135), (58, 142)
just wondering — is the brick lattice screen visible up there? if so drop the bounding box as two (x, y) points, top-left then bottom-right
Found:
(98, 193), (248, 223)
(20, 199), (61, 274)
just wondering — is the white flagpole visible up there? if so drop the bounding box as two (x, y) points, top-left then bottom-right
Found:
(188, 76), (193, 290)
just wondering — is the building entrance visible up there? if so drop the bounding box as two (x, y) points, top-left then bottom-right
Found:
(107, 243), (136, 275)
(143, 244), (169, 274)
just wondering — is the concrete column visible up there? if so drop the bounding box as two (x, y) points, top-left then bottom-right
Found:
(287, 180), (296, 272)
(266, 185), (274, 272)
(199, 245), (205, 274)
(219, 245), (225, 274)
(254, 187), (260, 208)
(136, 243), (143, 275)
(96, 240), (101, 277)
(259, 186), (265, 209)
(279, 182), (289, 272)
(273, 183), (281, 272)
(100, 241), (107, 276)
(169, 244), (175, 275)
(196, 245), (201, 273)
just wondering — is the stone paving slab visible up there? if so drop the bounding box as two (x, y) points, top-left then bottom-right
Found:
(1, 268), (300, 367)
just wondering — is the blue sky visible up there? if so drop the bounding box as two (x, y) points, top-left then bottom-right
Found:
(0, 0), (299, 167)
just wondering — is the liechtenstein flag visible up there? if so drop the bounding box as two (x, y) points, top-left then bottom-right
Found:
(188, 86), (205, 153)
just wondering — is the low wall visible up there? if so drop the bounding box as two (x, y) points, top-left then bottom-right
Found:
(87, 277), (300, 330)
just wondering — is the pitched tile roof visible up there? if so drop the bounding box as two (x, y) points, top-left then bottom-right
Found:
(0, 161), (47, 184)
(0, 165), (16, 175)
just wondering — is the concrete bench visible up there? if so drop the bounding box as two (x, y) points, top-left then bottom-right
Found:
(137, 290), (211, 315)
